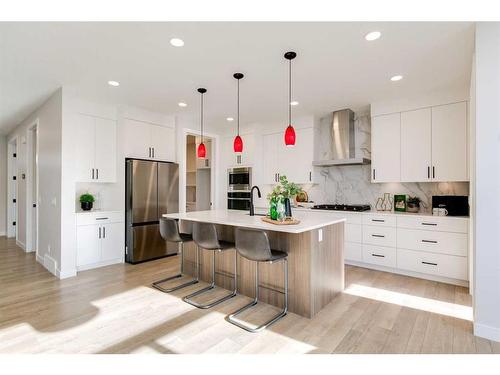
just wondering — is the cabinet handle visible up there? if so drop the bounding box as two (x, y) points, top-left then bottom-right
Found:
(371, 253), (385, 258)
(309, 171), (312, 181)
(95, 217), (109, 220)
(372, 234), (385, 238)
(99, 227), (101, 239)
(432, 166), (435, 179)
(422, 261), (438, 266)
(237, 155), (241, 164)
(372, 219), (385, 223)
(92, 168), (94, 179)
(422, 239), (438, 244)
(427, 166), (430, 179)
(148, 147), (151, 157)
(152, 147), (155, 158)
(421, 222), (437, 226)
(373, 169), (376, 180)
(96, 168), (99, 180)
(103, 226), (106, 239)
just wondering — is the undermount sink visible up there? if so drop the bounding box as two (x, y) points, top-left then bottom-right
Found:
(246, 213), (267, 217)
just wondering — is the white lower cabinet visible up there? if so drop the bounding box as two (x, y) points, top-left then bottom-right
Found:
(76, 211), (124, 271)
(362, 244), (397, 268)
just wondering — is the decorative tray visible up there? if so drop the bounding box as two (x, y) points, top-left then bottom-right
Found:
(261, 216), (301, 225)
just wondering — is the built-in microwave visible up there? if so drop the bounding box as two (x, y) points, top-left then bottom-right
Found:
(227, 167), (252, 192)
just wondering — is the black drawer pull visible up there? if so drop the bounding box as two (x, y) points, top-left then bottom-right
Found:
(372, 234), (385, 238)
(422, 239), (438, 244)
(371, 253), (385, 258)
(422, 261), (438, 266)
(95, 217), (109, 220)
(372, 219), (385, 223)
(421, 222), (437, 226)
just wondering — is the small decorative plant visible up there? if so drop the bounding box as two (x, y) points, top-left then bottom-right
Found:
(407, 196), (421, 213)
(79, 193), (95, 211)
(267, 175), (304, 219)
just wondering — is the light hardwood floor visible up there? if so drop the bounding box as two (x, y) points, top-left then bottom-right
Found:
(0, 236), (498, 354)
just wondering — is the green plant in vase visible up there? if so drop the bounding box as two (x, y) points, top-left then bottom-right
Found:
(79, 193), (95, 211)
(267, 175), (304, 219)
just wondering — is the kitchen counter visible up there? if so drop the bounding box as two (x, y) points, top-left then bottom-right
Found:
(163, 209), (345, 318)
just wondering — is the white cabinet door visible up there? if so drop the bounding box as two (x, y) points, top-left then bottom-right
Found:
(431, 102), (468, 181)
(401, 108), (432, 182)
(263, 133), (279, 184)
(123, 119), (151, 159)
(289, 127), (314, 184)
(76, 225), (101, 267)
(94, 117), (116, 182)
(371, 113), (401, 182)
(101, 222), (124, 262)
(75, 114), (96, 182)
(151, 125), (176, 162)
(239, 133), (254, 166)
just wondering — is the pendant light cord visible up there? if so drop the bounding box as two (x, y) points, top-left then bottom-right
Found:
(289, 58), (292, 126)
(200, 91), (204, 143)
(237, 78), (240, 136)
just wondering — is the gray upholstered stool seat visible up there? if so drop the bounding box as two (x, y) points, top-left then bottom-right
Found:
(152, 218), (199, 293)
(226, 227), (288, 333)
(182, 222), (237, 309)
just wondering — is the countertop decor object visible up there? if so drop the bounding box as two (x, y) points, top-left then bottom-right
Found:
(79, 193), (95, 211)
(261, 216), (301, 225)
(376, 193), (393, 211)
(394, 194), (407, 212)
(267, 175), (304, 218)
(407, 196), (421, 213)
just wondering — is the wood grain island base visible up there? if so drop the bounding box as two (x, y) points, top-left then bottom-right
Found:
(164, 210), (345, 318)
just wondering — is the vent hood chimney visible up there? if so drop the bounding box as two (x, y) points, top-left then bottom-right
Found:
(313, 109), (370, 166)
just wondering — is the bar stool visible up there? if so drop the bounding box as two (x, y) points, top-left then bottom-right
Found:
(182, 222), (237, 309)
(226, 227), (288, 333)
(152, 218), (199, 293)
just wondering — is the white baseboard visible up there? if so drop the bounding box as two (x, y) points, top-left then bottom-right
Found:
(16, 239), (26, 251)
(36, 253), (44, 264)
(43, 254), (58, 276)
(474, 322), (500, 342)
(76, 258), (124, 272)
(56, 267), (77, 279)
(345, 260), (469, 287)
(0, 231), (5, 237)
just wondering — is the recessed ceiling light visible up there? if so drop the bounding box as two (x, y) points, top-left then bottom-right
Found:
(390, 75), (403, 81)
(226, 117), (234, 122)
(290, 101), (299, 106)
(365, 31), (381, 41)
(108, 80), (120, 87)
(178, 102), (187, 107)
(170, 38), (184, 47)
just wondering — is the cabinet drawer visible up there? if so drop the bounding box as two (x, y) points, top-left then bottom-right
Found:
(397, 215), (468, 233)
(397, 248), (468, 280)
(362, 225), (397, 247)
(346, 223), (362, 243)
(397, 228), (467, 256)
(77, 211), (124, 226)
(345, 242), (363, 262)
(362, 214), (397, 227)
(362, 244), (397, 267)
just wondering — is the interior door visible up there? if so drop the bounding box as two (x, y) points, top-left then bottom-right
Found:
(94, 117), (116, 182)
(401, 108), (432, 181)
(371, 113), (401, 182)
(131, 160), (158, 224)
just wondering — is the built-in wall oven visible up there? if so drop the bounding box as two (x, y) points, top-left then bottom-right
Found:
(227, 167), (252, 210)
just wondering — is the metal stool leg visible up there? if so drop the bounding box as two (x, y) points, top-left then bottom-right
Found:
(182, 248), (237, 309)
(226, 258), (288, 333)
(152, 242), (199, 293)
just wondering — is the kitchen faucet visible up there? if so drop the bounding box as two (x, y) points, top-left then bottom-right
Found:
(249, 185), (261, 216)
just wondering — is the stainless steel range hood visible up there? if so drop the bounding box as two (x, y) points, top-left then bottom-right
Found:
(313, 109), (371, 167)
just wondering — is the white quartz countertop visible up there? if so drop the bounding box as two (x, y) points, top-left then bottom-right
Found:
(163, 209), (346, 234)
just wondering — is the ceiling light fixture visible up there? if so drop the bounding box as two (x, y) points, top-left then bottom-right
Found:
(226, 117), (234, 122)
(178, 102), (187, 107)
(290, 101), (299, 106)
(233, 73), (244, 154)
(197, 88), (207, 159)
(391, 75), (403, 81)
(170, 38), (184, 47)
(284, 51), (297, 147)
(108, 80), (120, 87)
(365, 31), (381, 41)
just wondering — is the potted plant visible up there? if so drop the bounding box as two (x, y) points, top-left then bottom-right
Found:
(407, 196), (421, 213)
(267, 175), (304, 218)
(79, 193), (95, 211)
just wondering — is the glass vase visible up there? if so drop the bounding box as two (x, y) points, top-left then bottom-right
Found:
(277, 198), (286, 222)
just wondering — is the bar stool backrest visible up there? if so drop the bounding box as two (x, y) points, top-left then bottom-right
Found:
(192, 222), (221, 250)
(235, 227), (272, 262)
(159, 218), (182, 243)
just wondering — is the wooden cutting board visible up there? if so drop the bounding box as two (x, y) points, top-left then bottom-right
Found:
(261, 216), (301, 225)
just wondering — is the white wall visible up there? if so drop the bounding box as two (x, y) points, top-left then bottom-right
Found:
(0, 135), (7, 236)
(473, 22), (500, 342)
(7, 88), (63, 275)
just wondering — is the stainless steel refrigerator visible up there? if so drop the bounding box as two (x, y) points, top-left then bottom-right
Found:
(125, 159), (179, 263)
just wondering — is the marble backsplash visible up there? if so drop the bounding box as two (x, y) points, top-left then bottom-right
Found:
(304, 164), (469, 212)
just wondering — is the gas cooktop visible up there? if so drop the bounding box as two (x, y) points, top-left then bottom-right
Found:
(311, 204), (371, 212)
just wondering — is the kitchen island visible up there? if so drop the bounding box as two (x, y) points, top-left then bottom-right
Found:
(163, 209), (345, 318)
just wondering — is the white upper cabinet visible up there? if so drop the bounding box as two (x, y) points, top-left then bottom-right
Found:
(401, 108), (432, 182)
(123, 118), (176, 162)
(75, 114), (117, 183)
(431, 102), (468, 181)
(221, 133), (255, 167)
(371, 113), (401, 182)
(263, 132), (280, 184)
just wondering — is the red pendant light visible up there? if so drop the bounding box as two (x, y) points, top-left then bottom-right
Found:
(284, 51), (297, 147)
(233, 73), (244, 153)
(197, 88), (207, 159)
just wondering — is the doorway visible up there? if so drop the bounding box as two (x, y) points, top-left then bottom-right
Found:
(185, 134), (213, 212)
(7, 137), (18, 240)
(26, 122), (38, 253)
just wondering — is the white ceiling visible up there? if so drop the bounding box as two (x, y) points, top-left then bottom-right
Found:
(0, 22), (474, 134)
